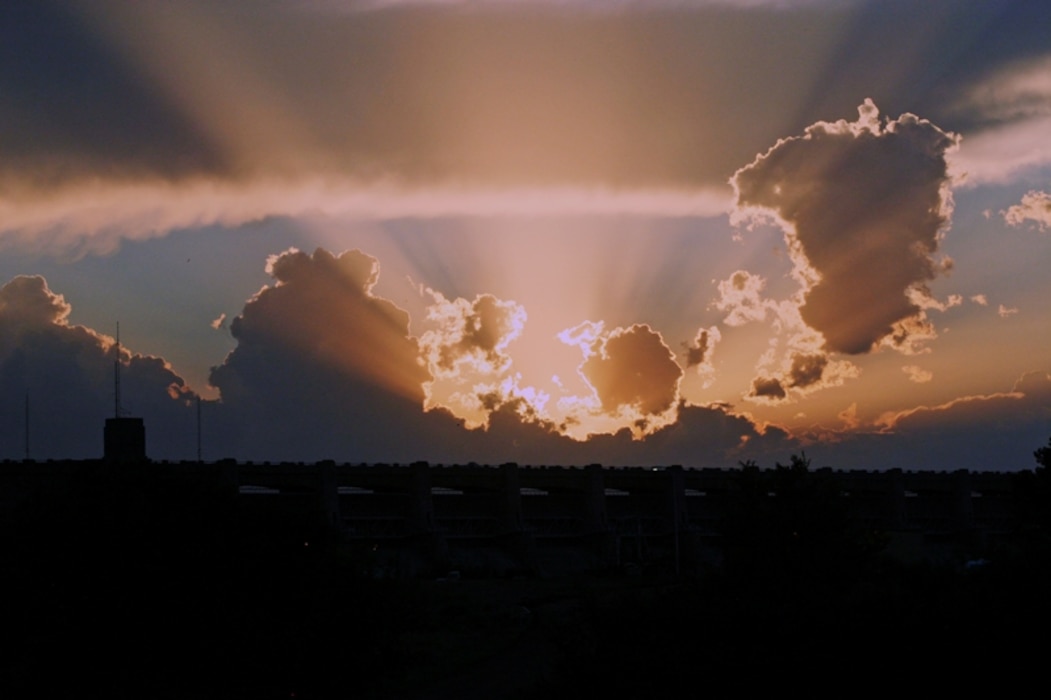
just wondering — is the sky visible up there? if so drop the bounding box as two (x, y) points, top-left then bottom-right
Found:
(1, 0), (1049, 471)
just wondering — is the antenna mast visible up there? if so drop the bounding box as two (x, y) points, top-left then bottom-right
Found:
(114, 322), (121, 419)
(196, 395), (202, 462)
(24, 393), (30, 460)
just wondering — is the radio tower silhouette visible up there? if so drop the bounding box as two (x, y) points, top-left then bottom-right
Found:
(114, 322), (122, 418)
(103, 322), (146, 463)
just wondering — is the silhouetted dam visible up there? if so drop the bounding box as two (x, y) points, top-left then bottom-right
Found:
(0, 459), (1033, 576)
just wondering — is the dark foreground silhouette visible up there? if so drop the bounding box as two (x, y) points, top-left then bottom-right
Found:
(3, 444), (1051, 698)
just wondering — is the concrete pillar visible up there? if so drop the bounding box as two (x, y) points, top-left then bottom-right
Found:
(500, 462), (523, 532)
(584, 464), (607, 534)
(317, 460), (340, 531)
(886, 469), (906, 530)
(409, 461), (435, 535)
(953, 469), (974, 531)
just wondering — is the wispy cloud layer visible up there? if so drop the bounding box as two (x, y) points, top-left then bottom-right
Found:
(0, 180), (730, 257)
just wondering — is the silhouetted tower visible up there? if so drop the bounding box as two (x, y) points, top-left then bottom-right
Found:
(24, 392), (30, 461)
(104, 323), (147, 463)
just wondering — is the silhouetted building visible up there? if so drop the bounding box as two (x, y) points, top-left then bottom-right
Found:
(104, 417), (146, 463)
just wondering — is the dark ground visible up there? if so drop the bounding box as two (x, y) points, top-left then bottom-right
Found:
(3, 461), (1051, 698)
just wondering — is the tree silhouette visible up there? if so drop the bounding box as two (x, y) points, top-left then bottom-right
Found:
(721, 451), (873, 597)
(1035, 436), (1051, 470)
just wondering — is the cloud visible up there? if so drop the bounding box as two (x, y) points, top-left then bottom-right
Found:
(420, 291), (526, 378)
(1004, 190), (1051, 230)
(307, 0), (845, 12)
(970, 294), (988, 306)
(750, 376), (787, 400)
(193, 245), (800, 464)
(786, 352), (828, 389)
(684, 326), (721, 383)
(418, 289), (530, 428)
(578, 323), (683, 417)
(206, 248), (442, 461)
(211, 247), (430, 404)
(949, 56), (1051, 185)
(554, 321), (684, 438)
(713, 270), (777, 326)
(0, 179), (730, 257)
(0, 276), (197, 460)
(4, 262), (1041, 472)
(902, 365), (933, 384)
(0, 275), (71, 329)
(998, 304), (1019, 318)
(731, 99), (959, 356)
(875, 372), (1050, 436)
(747, 349), (858, 403)
(210, 313), (227, 330)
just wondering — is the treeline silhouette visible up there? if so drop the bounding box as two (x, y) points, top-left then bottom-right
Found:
(2, 442), (1051, 698)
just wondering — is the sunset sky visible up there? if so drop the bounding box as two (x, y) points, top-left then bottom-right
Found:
(1, 0), (1049, 470)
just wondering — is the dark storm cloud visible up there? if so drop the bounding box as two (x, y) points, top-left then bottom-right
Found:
(732, 99), (959, 355)
(0, 275), (197, 460)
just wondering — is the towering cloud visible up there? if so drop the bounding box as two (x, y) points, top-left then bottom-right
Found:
(0, 276), (196, 460)
(207, 248), (435, 461)
(213, 247), (429, 402)
(732, 99), (959, 356)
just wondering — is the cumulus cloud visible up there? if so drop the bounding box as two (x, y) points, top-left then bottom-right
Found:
(211, 247), (429, 403)
(0, 276), (197, 460)
(210, 313), (227, 330)
(902, 365), (933, 384)
(786, 352), (828, 389)
(750, 376), (787, 400)
(420, 291), (526, 378)
(555, 322), (684, 437)
(1004, 190), (1051, 230)
(190, 245), (802, 464)
(971, 294), (988, 306)
(684, 326), (721, 383)
(416, 289), (531, 429)
(713, 270), (776, 326)
(747, 349), (858, 403)
(579, 324), (682, 417)
(731, 99), (959, 356)
(998, 304), (1019, 318)
(206, 248), (442, 461)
